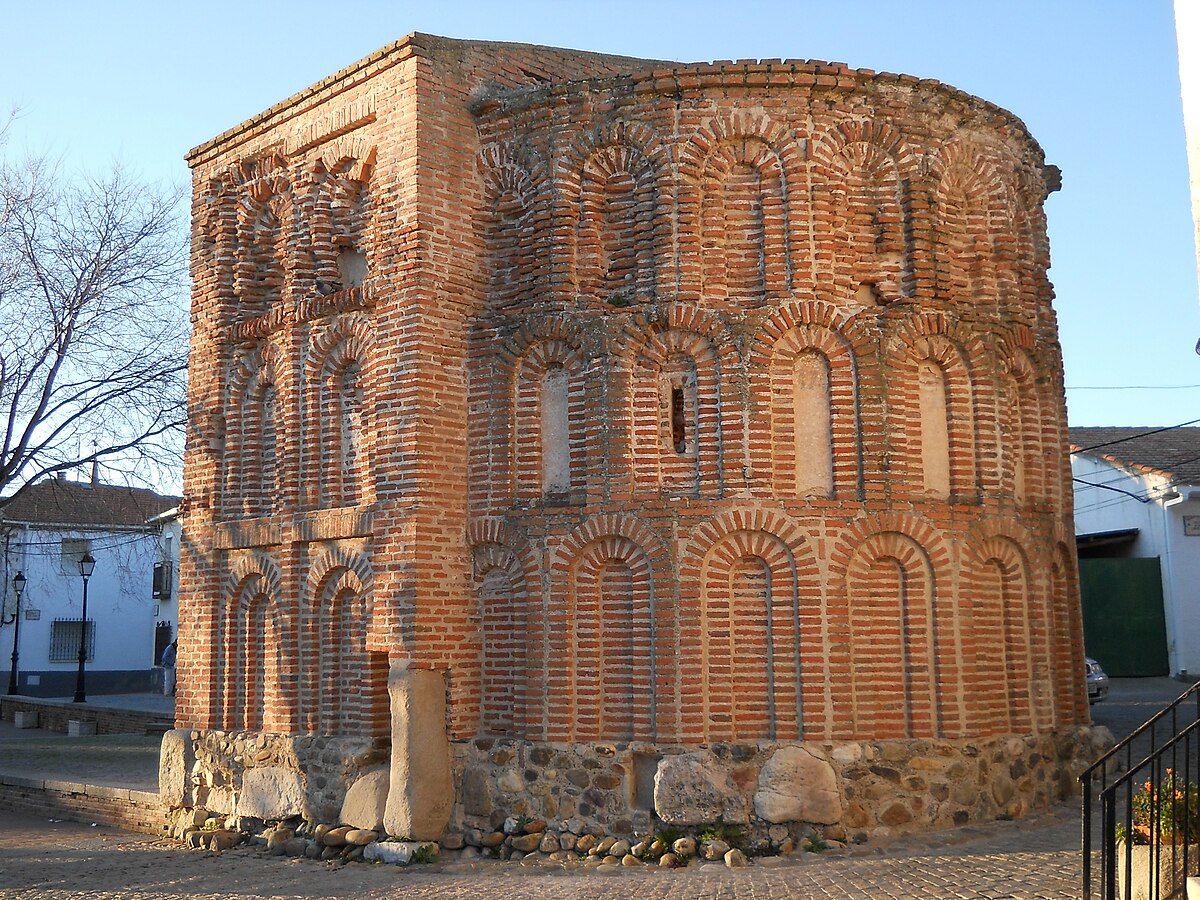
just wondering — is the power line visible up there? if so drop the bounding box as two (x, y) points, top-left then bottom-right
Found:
(1071, 477), (1154, 504)
(1074, 494), (1140, 515)
(0, 531), (159, 554)
(1074, 419), (1200, 453)
(1070, 448), (1200, 488)
(1067, 384), (1200, 391)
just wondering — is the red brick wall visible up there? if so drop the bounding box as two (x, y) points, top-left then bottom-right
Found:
(179, 37), (1087, 753)
(0, 777), (165, 835)
(0, 698), (172, 736)
(178, 36), (668, 741)
(467, 58), (1086, 743)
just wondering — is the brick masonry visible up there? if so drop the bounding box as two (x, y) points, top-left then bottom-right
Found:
(0, 697), (173, 736)
(177, 34), (1089, 837)
(0, 775), (165, 835)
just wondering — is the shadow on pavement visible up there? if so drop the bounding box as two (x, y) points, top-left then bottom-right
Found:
(0, 692), (169, 792)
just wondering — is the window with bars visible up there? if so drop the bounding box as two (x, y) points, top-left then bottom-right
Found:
(49, 619), (95, 662)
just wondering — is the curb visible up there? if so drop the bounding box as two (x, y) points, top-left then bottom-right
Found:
(0, 773), (165, 836)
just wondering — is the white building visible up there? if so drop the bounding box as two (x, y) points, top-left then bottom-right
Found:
(0, 475), (180, 696)
(1071, 426), (1200, 678)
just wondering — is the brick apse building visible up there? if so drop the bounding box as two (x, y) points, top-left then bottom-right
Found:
(166, 35), (1103, 843)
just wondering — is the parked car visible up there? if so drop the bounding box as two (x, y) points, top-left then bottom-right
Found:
(1086, 657), (1109, 704)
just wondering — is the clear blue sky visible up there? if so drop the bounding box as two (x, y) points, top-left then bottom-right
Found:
(3, 0), (1196, 427)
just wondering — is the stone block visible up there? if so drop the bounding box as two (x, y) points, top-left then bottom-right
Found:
(953, 780), (980, 806)
(753, 746), (841, 825)
(265, 826), (294, 853)
(159, 729), (195, 809)
(830, 743), (862, 765)
(235, 767), (306, 820)
(671, 836), (697, 856)
(510, 832), (540, 852)
(1118, 840), (1200, 900)
(703, 838), (730, 859)
(880, 802), (913, 826)
(653, 752), (749, 825)
(991, 770), (1016, 806)
(383, 666), (454, 840)
(346, 828), (379, 846)
(202, 786), (236, 816)
(364, 840), (436, 865)
(210, 829), (241, 852)
(461, 767), (490, 817)
(340, 766), (389, 832)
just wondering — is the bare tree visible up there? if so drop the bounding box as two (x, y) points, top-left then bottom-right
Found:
(0, 123), (189, 501)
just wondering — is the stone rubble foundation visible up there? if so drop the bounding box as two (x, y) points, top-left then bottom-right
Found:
(162, 723), (1112, 866)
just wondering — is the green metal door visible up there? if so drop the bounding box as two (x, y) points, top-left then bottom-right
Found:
(1079, 557), (1168, 677)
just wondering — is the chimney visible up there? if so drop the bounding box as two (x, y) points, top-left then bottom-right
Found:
(56, 472), (66, 483)
(90, 458), (99, 485)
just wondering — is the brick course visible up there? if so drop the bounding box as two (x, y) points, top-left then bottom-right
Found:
(0, 697), (172, 736)
(179, 33), (1086, 829)
(0, 776), (165, 835)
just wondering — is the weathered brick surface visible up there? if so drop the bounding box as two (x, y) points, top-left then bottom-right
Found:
(0, 777), (166, 835)
(178, 32), (1086, 822)
(0, 697), (172, 736)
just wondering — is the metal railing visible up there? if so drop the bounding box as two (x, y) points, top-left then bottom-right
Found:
(1082, 684), (1200, 899)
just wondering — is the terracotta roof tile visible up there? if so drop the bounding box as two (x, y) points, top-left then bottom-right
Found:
(1069, 426), (1200, 486)
(0, 478), (180, 528)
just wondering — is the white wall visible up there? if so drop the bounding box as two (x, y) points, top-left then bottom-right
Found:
(1165, 494), (1200, 674)
(3, 526), (162, 677)
(152, 518), (181, 657)
(1073, 452), (1200, 674)
(1072, 454), (1168, 544)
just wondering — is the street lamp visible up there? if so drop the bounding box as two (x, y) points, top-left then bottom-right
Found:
(73, 552), (95, 703)
(5, 571), (25, 695)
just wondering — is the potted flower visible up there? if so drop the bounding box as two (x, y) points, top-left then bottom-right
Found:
(1117, 770), (1200, 900)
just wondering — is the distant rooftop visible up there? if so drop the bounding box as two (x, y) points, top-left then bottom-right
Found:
(1069, 426), (1200, 486)
(0, 477), (180, 529)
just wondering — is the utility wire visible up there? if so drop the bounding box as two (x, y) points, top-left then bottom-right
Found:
(1073, 419), (1200, 453)
(1071, 477), (1154, 504)
(1069, 448), (1200, 492)
(1067, 385), (1200, 391)
(0, 532), (158, 553)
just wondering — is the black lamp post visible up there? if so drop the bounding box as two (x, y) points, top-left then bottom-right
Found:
(73, 552), (95, 703)
(5, 571), (25, 695)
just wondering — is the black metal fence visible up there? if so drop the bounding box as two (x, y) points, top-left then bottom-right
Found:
(1082, 684), (1200, 899)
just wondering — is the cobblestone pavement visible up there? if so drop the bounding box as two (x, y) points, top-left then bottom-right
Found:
(0, 729), (160, 791)
(1087, 676), (1198, 772)
(0, 803), (1080, 899)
